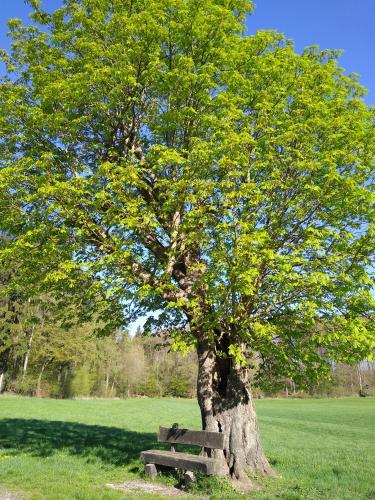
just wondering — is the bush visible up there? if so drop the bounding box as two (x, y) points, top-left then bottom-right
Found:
(8, 376), (36, 396)
(165, 374), (190, 398)
(35, 380), (52, 398)
(69, 366), (93, 397)
(94, 380), (117, 398)
(138, 374), (162, 397)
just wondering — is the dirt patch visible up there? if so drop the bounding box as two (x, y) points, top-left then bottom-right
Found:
(0, 491), (18, 500)
(107, 480), (204, 498)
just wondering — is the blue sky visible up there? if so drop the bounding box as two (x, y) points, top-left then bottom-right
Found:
(1, 0), (374, 103)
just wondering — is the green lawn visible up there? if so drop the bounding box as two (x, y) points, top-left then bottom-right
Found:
(0, 397), (373, 499)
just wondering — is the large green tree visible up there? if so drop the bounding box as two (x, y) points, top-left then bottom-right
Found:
(0, 0), (374, 479)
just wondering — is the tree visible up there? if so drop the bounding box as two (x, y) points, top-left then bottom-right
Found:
(0, 0), (374, 481)
(116, 335), (147, 397)
(0, 262), (39, 390)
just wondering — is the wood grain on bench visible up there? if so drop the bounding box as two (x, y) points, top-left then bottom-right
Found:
(158, 426), (225, 449)
(141, 449), (225, 475)
(141, 425), (227, 477)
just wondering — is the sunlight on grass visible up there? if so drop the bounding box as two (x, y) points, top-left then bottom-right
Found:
(0, 397), (373, 499)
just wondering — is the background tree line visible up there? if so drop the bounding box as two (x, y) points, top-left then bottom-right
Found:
(1, 282), (373, 399)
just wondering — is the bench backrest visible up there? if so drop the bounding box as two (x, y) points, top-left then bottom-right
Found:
(158, 426), (225, 450)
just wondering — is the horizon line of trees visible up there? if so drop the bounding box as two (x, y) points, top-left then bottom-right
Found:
(1, 286), (373, 399)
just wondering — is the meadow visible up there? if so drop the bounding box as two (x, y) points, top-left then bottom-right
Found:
(0, 397), (373, 499)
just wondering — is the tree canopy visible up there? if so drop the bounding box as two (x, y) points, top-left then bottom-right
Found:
(1, 0), (373, 379)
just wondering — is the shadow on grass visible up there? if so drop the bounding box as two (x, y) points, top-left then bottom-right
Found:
(0, 418), (158, 467)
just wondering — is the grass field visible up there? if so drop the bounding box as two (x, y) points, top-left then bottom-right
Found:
(0, 397), (373, 499)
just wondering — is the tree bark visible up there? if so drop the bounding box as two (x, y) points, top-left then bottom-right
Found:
(196, 339), (273, 480)
(357, 363), (363, 393)
(22, 327), (34, 380)
(36, 361), (48, 398)
(0, 372), (4, 393)
(105, 371), (110, 396)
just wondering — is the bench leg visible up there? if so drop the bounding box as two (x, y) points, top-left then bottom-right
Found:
(145, 463), (157, 478)
(182, 471), (195, 488)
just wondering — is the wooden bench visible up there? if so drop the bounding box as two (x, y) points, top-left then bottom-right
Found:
(141, 425), (227, 479)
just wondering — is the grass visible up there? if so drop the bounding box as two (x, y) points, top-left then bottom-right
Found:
(0, 396), (373, 499)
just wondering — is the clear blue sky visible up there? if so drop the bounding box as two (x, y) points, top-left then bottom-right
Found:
(1, 0), (374, 103)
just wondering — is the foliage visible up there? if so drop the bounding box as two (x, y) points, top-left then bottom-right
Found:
(0, 282), (198, 397)
(166, 373), (190, 398)
(70, 366), (93, 397)
(138, 373), (163, 398)
(7, 375), (37, 396)
(0, 0), (374, 387)
(0, 259), (373, 398)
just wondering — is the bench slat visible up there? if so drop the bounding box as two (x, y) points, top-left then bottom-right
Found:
(158, 427), (225, 449)
(141, 450), (226, 476)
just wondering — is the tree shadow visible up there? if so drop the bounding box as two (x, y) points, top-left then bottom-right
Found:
(0, 418), (158, 467)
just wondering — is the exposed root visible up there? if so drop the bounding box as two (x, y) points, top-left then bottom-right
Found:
(229, 473), (256, 493)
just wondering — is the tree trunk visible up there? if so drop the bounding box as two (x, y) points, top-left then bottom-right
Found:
(105, 372), (110, 396)
(22, 328), (34, 380)
(36, 362), (48, 398)
(196, 339), (273, 481)
(0, 372), (4, 393)
(357, 363), (363, 393)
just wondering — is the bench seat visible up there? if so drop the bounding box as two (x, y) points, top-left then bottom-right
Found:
(141, 449), (225, 476)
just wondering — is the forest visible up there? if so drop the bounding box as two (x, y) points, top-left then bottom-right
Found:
(1, 285), (373, 399)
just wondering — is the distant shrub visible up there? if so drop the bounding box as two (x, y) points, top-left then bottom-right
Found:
(8, 376), (36, 396)
(138, 374), (163, 397)
(35, 380), (52, 398)
(69, 366), (93, 397)
(93, 380), (117, 398)
(165, 374), (190, 398)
